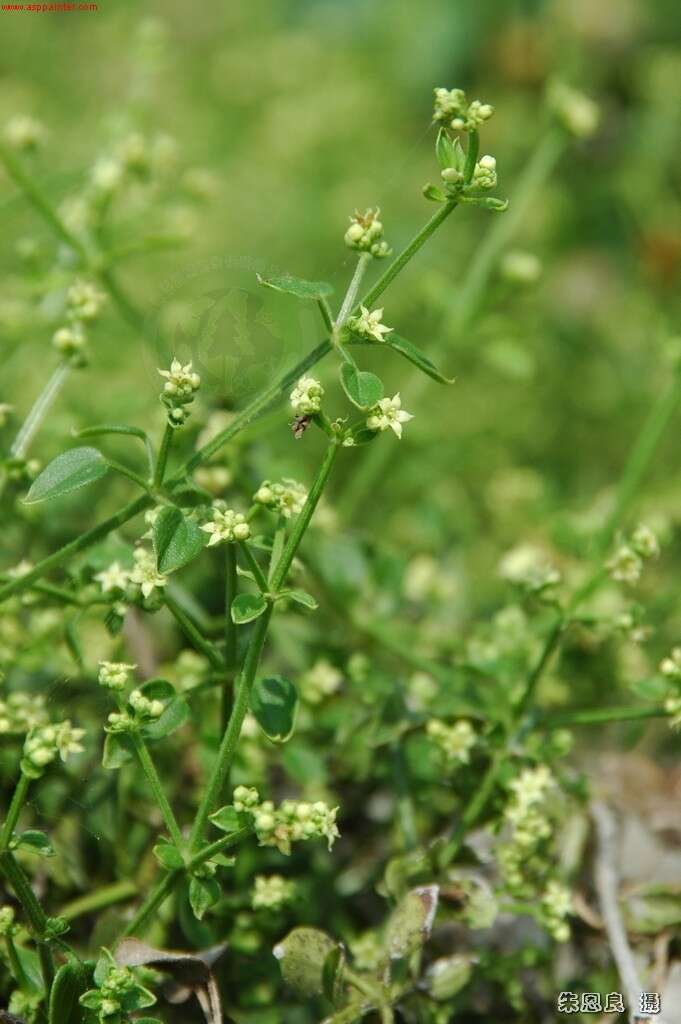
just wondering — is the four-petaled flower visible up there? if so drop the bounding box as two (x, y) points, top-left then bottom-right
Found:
(130, 548), (167, 599)
(95, 561), (130, 593)
(366, 393), (413, 439)
(349, 306), (393, 343)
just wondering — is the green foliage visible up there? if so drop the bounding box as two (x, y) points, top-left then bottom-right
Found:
(24, 447), (108, 504)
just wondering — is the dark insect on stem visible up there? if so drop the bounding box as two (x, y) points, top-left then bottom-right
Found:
(291, 415), (311, 439)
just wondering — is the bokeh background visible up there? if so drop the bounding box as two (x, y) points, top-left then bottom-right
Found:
(3, 1), (681, 1019)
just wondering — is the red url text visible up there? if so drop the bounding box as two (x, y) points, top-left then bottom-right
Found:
(2, 3), (98, 10)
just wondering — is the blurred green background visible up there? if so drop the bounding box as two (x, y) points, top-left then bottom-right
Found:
(2, 0), (681, 634)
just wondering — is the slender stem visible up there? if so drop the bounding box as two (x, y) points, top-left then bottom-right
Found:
(317, 297), (334, 331)
(153, 422), (174, 487)
(130, 731), (184, 850)
(237, 541), (269, 594)
(438, 750), (503, 869)
(10, 362), (72, 460)
(187, 824), (253, 871)
(222, 544), (238, 733)
(334, 252), (371, 331)
(0, 852), (55, 992)
(5, 931), (32, 991)
(189, 607), (272, 851)
(107, 459), (152, 492)
(75, 424), (155, 477)
(270, 442), (340, 591)
(360, 201), (458, 310)
(513, 617), (565, 718)
(0, 772), (30, 850)
(163, 593), (224, 670)
(541, 704), (667, 727)
(267, 515), (286, 585)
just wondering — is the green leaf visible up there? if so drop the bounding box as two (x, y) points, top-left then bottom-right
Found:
(10, 829), (55, 857)
(422, 183), (448, 203)
(257, 272), (333, 301)
(153, 839), (184, 870)
(274, 926), (337, 997)
(49, 960), (91, 1024)
(135, 678), (176, 703)
(423, 954), (473, 1001)
(350, 428), (380, 446)
(24, 446), (109, 504)
(231, 592), (268, 624)
(102, 732), (134, 770)
(340, 364), (384, 410)
(189, 876), (221, 920)
(153, 506), (205, 574)
(435, 128), (458, 170)
(277, 588), (318, 610)
(209, 805), (248, 834)
(120, 982), (157, 1011)
(322, 945), (345, 1005)
(141, 696), (190, 741)
(384, 885), (439, 959)
(382, 333), (455, 384)
(251, 675), (298, 743)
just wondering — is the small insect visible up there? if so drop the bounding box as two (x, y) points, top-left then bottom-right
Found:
(291, 415), (311, 439)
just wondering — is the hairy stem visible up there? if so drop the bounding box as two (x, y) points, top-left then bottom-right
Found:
(237, 541), (270, 594)
(0, 772), (30, 850)
(335, 252), (371, 331)
(10, 362), (72, 460)
(222, 544), (238, 732)
(163, 592), (224, 670)
(130, 731), (184, 850)
(153, 422), (174, 487)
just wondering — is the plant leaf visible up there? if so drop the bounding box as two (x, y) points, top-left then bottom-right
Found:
(49, 960), (92, 1024)
(423, 954), (473, 1001)
(9, 829), (55, 857)
(102, 732), (134, 770)
(277, 588), (318, 610)
(231, 592), (268, 624)
(251, 675), (298, 743)
(384, 885), (439, 959)
(435, 128), (458, 171)
(141, 696), (190, 741)
(273, 927), (337, 997)
(24, 446), (109, 504)
(189, 876), (221, 921)
(340, 364), (384, 410)
(153, 506), (205, 574)
(257, 273), (333, 301)
(381, 333), (455, 384)
(422, 183), (447, 203)
(153, 839), (184, 870)
(209, 806), (248, 834)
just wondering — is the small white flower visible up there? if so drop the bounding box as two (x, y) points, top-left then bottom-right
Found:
(52, 323), (86, 356)
(366, 393), (413, 439)
(252, 874), (295, 910)
(606, 544), (642, 585)
(498, 544), (561, 591)
(427, 719), (476, 766)
(254, 479), (308, 519)
(55, 720), (85, 761)
(631, 523), (659, 560)
(91, 157), (124, 194)
(67, 279), (106, 322)
(472, 154), (497, 190)
(200, 507), (250, 546)
(290, 376), (324, 416)
(344, 208), (391, 258)
(349, 305), (393, 343)
(94, 562), (130, 593)
(98, 661), (136, 691)
(130, 548), (167, 599)
(4, 115), (47, 151)
(299, 658), (343, 704)
(158, 358), (200, 397)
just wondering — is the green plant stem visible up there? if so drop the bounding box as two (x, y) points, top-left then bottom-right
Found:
(317, 296), (334, 331)
(0, 201), (459, 607)
(59, 880), (138, 922)
(334, 252), (371, 331)
(0, 772), (30, 850)
(513, 617), (565, 718)
(237, 541), (269, 594)
(153, 422), (174, 487)
(222, 544), (238, 733)
(10, 362), (72, 460)
(107, 459), (152, 492)
(188, 607), (272, 852)
(438, 750), (504, 869)
(5, 931), (32, 991)
(129, 731), (184, 850)
(163, 592), (224, 670)
(0, 852), (55, 992)
(121, 825), (252, 938)
(541, 705), (667, 727)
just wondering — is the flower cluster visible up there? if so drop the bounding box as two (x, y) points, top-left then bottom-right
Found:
(607, 523), (659, 585)
(0, 692), (49, 735)
(201, 506), (250, 546)
(252, 874), (296, 910)
(80, 951), (156, 1024)
(540, 879), (572, 942)
(433, 88), (494, 132)
(498, 543), (561, 594)
(130, 547), (168, 600)
(659, 647), (681, 728)
(366, 393), (413, 439)
(158, 357), (201, 427)
(232, 787), (340, 855)
(299, 658), (343, 704)
(344, 208), (391, 259)
(290, 375), (324, 416)
(21, 721), (85, 778)
(0, 906), (15, 937)
(106, 687), (165, 734)
(472, 155), (497, 191)
(94, 561), (131, 594)
(98, 662), (136, 691)
(254, 478), (308, 519)
(426, 719), (476, 768)
(498, 765), (556, 894)
(51, 279), (106, 363)
(348, 305), (392, 343)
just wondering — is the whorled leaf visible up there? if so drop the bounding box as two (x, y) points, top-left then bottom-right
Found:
(384, 885), (439, 959)
(231, 592), (268, 624)
(379, 333), (455, 384)
(251, 675), (298, 743)
(257, 272), (334, 300)
(9, 829), (55, 857)
(274, 926), (337, 997)
(340, 364), (384, 410)
(153, 506), (205, 574)
(48, 960), (92, 1024)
